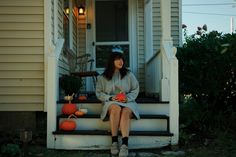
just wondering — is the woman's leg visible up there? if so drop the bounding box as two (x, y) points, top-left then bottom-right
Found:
(108, 104), (122, 136)
(119, 107), (133, 137)
(108, 104), (121, 155)
(119, 107), (132, 157)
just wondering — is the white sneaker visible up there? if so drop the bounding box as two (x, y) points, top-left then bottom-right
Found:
(110, 142), (119, 155)
(119, 144), (128, 157)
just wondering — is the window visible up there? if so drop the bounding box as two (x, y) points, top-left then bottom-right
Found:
(95, 0), (129, 68)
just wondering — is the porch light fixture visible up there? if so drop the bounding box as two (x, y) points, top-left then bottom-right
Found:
(65, 8), (70, 15)
(78, 6), (85, 15)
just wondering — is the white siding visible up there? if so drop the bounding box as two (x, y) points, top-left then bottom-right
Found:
(57, 0), (78, 76)
(0, 0), (44, 111)
(152, 0), (161, 52)
(72, 2), (78, 53)
(152, 0), (180, 51)
(171, 0), (180, 47)
(58, 0), (64, 38)
(137, 0), (145, 92)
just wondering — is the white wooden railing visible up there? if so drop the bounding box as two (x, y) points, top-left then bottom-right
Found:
(145, 39), (179, 145)
(162, 40), (179, 145)
(145, 50), (161, 97)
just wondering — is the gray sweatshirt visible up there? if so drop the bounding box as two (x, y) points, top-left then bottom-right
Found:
(96, 71), (140, 120)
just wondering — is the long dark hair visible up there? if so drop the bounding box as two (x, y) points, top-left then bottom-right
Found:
(103, 52), (129, 80)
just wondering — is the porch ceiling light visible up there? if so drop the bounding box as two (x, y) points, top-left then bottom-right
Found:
(78, 6), (85, 15)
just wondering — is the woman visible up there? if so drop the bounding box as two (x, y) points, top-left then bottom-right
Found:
(96, 47), (140, 157)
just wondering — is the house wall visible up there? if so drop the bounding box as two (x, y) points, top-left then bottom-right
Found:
(171, 0), (180, 46)
(58, 0), (70, 76)
(58, 0), (78, 76)
(152, 0), (180, 50)
(137, 0), (145, 92)
(137, 0), (180, 93)
(0, 0), (44, 111)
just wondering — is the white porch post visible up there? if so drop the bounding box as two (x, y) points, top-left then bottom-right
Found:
(160, 0), (171, 101)
(160, 0), (179, 145)
(45, 0), (64, 148)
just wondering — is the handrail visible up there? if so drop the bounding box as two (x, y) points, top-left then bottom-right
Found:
(146, 50), (161, 65)
(55, 39), (65, 61)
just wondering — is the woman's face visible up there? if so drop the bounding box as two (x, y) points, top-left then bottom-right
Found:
(114, 58), (124, 70)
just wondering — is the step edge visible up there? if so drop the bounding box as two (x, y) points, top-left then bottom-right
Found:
(52, 130), (173, 136)
(58, 114), (169, 119)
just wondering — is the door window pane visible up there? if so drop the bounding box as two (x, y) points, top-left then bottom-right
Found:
(95, 0), (128, 41)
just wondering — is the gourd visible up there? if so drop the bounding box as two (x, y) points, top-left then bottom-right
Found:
(78, 95), (87, 101)
(59, 114), (76, 131)
(74, 110), (85, 117)
(62, 93), (78, 115)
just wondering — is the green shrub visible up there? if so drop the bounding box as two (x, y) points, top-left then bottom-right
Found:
(177, 31), (236, 145)
(1, 144), (21, 157)
(177, 31), (236, 112)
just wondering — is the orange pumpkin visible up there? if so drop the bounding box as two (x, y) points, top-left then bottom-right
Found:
(62, 103), (77, 115)
(78, 95), (87, 101)
(59, 114), (76, 131)
(75, 110), (85, 117)
(115, 92), (126, 101)
(59, 119), (76, 131)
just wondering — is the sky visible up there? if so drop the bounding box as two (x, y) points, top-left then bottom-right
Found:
(182, 0), (236, 35)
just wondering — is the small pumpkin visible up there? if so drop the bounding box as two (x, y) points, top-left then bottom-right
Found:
(75, 110), (85, 117)
(59, 114), (76, 131)
(62, 103), (77, 115)
(78, 95), (87, 101)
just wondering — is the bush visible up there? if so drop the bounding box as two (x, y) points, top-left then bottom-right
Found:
(1, 144), (21, 157)
(177, 31), (236, 112)
(177, 32), (236, 145)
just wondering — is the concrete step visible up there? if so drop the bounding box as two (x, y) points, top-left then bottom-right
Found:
(57, 102), (170, 115)
(57, 114), (170, 131)
(52, 130), (173, 150)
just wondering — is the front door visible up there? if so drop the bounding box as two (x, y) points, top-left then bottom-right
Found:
(86, 0), (137, 75)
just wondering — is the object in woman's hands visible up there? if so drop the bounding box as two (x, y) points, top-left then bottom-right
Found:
(115, 92), (126, 102)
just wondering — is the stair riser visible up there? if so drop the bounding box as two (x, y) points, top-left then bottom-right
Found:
(57, 103), (169, 115)
(59, 118), (168, 131)
(53, 134), (171, 150)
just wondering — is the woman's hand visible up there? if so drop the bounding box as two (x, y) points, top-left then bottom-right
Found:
(118, 97), (127, 103)
(109, 95), (127, 103)
(115, 93), (127, 103)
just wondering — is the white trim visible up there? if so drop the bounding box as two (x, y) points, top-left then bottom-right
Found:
(44, 0), (56, 149)
(45, 0), (65, 149)
(179, 0), (183, 46)
(144, 0), (153, 62)
(69, 0), (73, 50)
(129, 0), (138, 76)
(160, 0), (171, 102)
(160, 0), (171, 40)
(169, 56), (179, 145)
(44, 0), (55, 112)
(54, 0), (59, 44)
